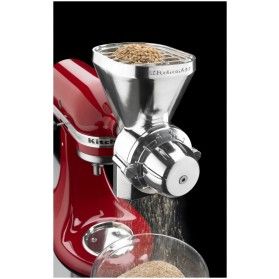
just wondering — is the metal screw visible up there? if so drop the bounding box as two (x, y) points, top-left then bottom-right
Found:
(58, 99), (62, 109)
(91, 237), (97, 243)
(114, 231), (121, 236)
(179, 175), (188, 184)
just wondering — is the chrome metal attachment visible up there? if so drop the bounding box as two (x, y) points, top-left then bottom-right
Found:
(77, 151), (113, 176)
(92, 42), (200, 199)
(112, 125), (200, 199)
(82, 222), (133, 256)
(93, 42), (195, 129)
(92, 164), (102, 176)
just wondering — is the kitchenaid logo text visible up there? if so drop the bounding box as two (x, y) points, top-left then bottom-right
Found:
(150, 66), (192, 76)
(88, 137), (115, 146)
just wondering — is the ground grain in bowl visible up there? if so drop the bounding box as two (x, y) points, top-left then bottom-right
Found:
(118, 260), (185, 278)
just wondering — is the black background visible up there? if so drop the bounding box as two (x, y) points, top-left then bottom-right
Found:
(54, 1), (226, 277)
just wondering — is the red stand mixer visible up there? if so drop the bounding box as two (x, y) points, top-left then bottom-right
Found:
(54, 43), (201, 276)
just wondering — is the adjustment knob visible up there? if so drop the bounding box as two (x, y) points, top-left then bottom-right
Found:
(165, 155), (200, 197)
(142, 141), (200, 197)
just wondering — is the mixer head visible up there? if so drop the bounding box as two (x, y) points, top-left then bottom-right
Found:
(92, 42), (196, 129)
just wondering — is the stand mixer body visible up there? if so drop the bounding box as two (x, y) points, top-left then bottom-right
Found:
(54, 59), (151, 276)
(54, 43), (201, 276)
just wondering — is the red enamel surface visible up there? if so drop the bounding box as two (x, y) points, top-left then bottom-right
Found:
(53, 58), (116, 157)
(54, 60), (151, 276)
(54, 59), (117, 137)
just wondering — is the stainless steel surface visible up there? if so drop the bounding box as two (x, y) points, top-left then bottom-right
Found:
(97, 42), (194, 65)
(92, 42), (195, 129)
(113, 164), (156, 200)
(82, 222), (133, 256)
(92, 164), (102, 176)
(77, 152), (113, 176)
(113, 125), (199, 198)
(77, 150), (112, 164)
(92, 42), (200, 199)
(54, 105), (115, 148)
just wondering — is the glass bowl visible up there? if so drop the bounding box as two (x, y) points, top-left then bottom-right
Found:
(91, 233), (209, 277)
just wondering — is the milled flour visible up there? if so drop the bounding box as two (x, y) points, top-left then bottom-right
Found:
(118, 260), (184, 278)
